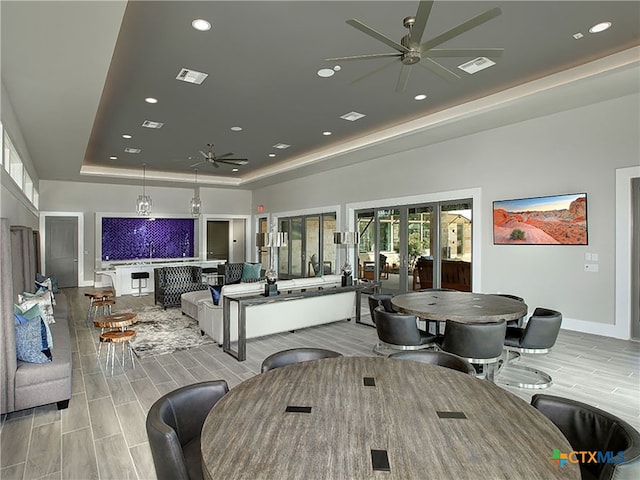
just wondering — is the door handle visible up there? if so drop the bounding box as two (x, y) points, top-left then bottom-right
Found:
(73, 259), (78, 262)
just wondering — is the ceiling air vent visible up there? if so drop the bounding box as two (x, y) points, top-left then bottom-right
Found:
(272, 143), (291, 150)
(142, 120), (164, 129)
(124, 147), (141, 154)
(457, 57), (496, 74)
(176, 68), (208, 85)
(340, 111), (366, 122)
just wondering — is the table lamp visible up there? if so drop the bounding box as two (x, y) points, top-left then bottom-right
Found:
(333, 231), (360, 286)
(256, 230), (288, 296)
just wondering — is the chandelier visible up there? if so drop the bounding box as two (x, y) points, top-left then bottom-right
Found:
(136, 163), (152, 216)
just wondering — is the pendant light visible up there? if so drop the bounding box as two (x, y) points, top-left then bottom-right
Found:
(190, 169), (202, 216)
(136, 163), (152, 216)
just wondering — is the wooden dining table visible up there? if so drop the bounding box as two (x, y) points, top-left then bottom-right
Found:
(201, 356), (579, 479)
(391, 290), (528, 323)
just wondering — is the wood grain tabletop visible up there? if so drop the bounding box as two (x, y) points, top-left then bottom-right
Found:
(392, 290), (528, 323)
(201, 356), (578, 479)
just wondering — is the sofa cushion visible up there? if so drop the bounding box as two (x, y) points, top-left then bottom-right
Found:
(16, 318), (52, 364)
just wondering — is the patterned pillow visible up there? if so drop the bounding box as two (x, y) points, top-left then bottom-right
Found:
(225, 263), (244, 284)
(14, 306), (53, 348)
(17, 291), (55, 324)
(15, 317), (52, 363)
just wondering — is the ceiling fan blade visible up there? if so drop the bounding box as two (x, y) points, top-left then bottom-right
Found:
(419, 7), (502, 53)
(408, 1), (434, 48)
(418, 57), (461, 82)
(189, 160), (206, 168)
(218, 158), (249, 166)
(426, 48), (504, 58)
(350, 59), (398, 85)
(396, 64), (413, 93)
(211, 161), (220, 168)
(215, 152), (234, 160)
(325, 52), (401, 62)
(199, 150), (209, 159)
(346, 19), (409, 53)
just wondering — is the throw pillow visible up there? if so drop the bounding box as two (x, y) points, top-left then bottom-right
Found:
(36, 273), (60, 293)
(15, 318), (52, 364)
(241, 262), (262, 281)
(15, 304), (53, 347)
(17, 291), (55, 324)
(14, 312), (29, 325)
(209, 284), (222, 306)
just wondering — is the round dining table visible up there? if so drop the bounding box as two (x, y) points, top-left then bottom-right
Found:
(201, 356), (578, 479)
(391, 290), (528, 323)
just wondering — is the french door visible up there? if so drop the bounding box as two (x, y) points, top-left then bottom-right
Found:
(356, 199), (472, 294)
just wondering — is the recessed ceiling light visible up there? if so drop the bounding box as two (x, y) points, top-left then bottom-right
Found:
(340, 111), (366, 122)
(109, 156), (117, 160)
(124, 147), (141, 154)
(589, 21), (612, 34)
(232, 168), (239, 172)
(142, 120), (164, 129)
(457, 57), (496, 74)
(230, 126), (243, 132)
(122, 134), (132, 139)
(145, 97), (158, 104)
(268, 153), (276, 158)
(322, 131), (332, 136)
(414, 94), (427, 101)
(333, 65), (341, 72)
(192, 19), (211, 31)
(317, 68), (335, 78)
(273, 143), (291, 149)
(176, 68), (208, 85)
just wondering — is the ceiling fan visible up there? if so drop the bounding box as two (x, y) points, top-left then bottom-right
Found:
(325, 1), (503, 92)
(190, 144), (249, 169)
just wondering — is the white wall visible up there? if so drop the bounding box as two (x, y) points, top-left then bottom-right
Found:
(252, 93), (640, 336)
(39, 180), (252, 284)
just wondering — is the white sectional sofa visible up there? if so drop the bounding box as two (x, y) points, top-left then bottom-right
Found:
(181, 275), (355, 344)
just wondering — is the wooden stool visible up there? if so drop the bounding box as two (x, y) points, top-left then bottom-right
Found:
(89, 299), (116, 324)
(94, 312), (137, 359)
(100, 329), (136, 375)
(85, 290), (115, 323)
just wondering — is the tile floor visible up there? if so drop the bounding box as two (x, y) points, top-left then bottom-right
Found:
(1, 287), (638, 480)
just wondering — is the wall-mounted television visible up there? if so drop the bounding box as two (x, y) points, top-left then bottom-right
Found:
(493, 193), (588, 245)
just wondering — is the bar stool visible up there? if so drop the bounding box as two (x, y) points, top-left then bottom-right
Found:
(100, 329), (136, 375)
(85, 290), (114, 323)
(88, 298), (116, 325)
(131, 271), (150, 297)
(94, 312), (138, 360)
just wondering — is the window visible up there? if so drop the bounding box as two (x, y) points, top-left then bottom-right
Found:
(2, 128), (38, 208)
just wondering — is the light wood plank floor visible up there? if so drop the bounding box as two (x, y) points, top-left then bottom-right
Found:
(1, 287), (638, 480)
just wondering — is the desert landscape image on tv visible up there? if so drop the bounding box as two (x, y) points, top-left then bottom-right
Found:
(493, 193), (587, 245)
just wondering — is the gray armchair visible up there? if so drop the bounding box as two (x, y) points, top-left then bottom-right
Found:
(154, 266), (208, 309)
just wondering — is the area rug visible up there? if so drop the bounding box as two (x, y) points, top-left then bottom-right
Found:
(129, 305), (214, 359)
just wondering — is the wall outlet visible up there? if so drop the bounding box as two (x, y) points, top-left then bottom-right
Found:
(584, 263), (599, 273)
(585, 252), (592, 261)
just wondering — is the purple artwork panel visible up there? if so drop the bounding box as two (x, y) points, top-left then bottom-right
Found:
(102, 217), (194, 261)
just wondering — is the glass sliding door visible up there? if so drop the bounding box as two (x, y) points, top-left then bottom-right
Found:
(439, 200), (472, 291)
(355, 199), (472, 294)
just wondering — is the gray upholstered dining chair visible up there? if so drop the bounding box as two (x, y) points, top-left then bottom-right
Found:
(260, 347), (343, 373)
(146, 380), (229, 480)
(389, 350), (476, 375)
(437, 319), (507, 381)
(531, 394), (640, 480)
(373, 306), (438, 355)
(499, 307), (562, 389)
(367, 293), (395, 323)
(495, 293), (527, 327)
